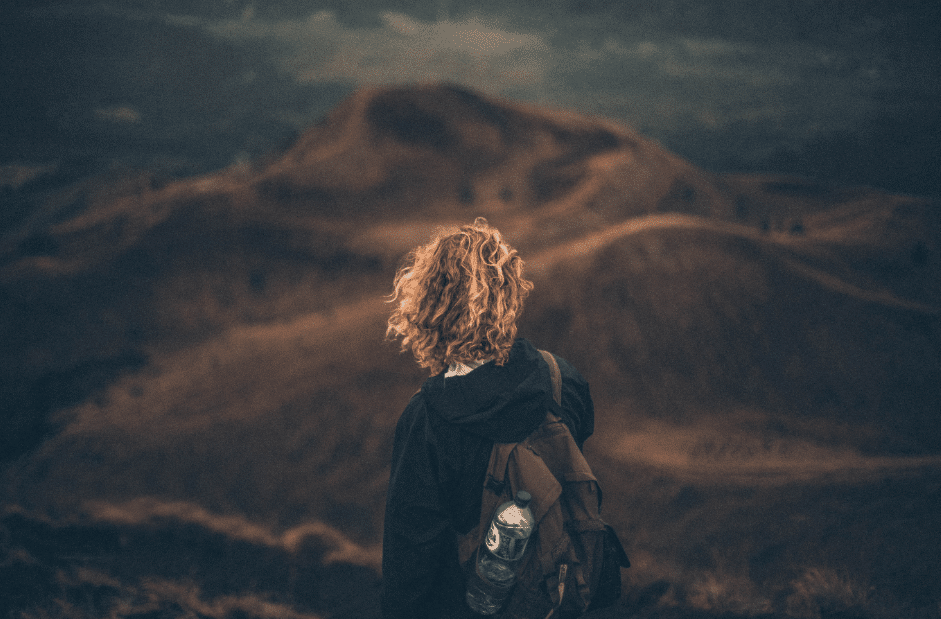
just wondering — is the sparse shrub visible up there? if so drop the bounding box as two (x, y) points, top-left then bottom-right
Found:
(785, 567), (872, 619)
(681, 570), (772, 616)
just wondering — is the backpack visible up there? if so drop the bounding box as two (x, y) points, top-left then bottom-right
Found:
(457, 350), (630, 619)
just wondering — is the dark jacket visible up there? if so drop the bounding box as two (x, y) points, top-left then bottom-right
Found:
(381, 338), (595, 619)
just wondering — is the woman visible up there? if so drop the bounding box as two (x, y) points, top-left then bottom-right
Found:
(382, 218), (595, 618)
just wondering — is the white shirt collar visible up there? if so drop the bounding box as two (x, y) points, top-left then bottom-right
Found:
(444, 358), (492, 378)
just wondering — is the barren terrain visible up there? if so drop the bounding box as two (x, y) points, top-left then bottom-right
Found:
(2, 84), (939, 619)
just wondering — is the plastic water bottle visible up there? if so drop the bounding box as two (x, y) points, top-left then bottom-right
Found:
(466, 490), (535, 615)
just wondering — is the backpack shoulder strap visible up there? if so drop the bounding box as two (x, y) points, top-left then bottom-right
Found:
(539, 350), (562, 407)
(457, 349), (563, 567)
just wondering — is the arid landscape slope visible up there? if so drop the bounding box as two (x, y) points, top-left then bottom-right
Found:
(2, 84), (939, 619)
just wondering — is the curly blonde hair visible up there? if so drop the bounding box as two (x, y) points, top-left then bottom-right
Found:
(386, 218), (534, 375)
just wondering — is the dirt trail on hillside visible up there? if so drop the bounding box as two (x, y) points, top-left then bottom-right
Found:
(529, 212), (938, 315)
(601, 420), (941, 484)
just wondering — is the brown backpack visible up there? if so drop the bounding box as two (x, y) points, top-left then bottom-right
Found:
(458, 350), (629, 619)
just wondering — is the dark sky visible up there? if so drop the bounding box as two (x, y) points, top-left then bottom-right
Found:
(3, 0), (940, 197)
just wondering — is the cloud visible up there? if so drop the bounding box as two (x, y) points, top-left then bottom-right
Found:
(95, 106), (142, 124)
(184, 6), (884, 141)
(549, 28), (885, 142)
(204, 9), (549, 93)
(54, 3), (905, 180)
(0, 163), (58, 189)
(189, 7), (799, 136)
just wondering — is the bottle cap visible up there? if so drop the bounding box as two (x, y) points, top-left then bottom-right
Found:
(515, 490), (532, 508)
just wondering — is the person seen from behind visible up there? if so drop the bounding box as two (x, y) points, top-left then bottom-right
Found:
(381, 218), (598, 618)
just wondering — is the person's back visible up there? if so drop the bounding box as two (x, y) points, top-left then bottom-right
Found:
(381, 218), (596, 618)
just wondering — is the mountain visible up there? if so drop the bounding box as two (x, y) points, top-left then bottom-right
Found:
(2, 83), (939, 618)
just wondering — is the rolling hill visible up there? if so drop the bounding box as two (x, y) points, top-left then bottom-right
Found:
(2, 83), (939, 619)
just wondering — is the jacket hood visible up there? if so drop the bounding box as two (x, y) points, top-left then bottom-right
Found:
(421, 338), (557, 443)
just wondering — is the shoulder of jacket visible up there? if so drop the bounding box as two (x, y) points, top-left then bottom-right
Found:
(555, 355), (589, 386)
(395, 389), (427, 427)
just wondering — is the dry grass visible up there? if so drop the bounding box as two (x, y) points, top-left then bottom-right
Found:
(784, 567), (873, 619)
(2, 84), (939, 619)
(19, 568), (324, 619)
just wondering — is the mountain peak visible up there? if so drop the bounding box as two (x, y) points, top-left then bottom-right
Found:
(254, 82), (728, 224)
